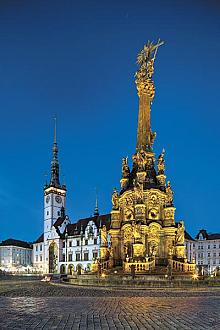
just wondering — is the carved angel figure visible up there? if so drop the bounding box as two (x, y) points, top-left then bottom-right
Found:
(112, 188), (119, 210)
(136, 39), (164, 67)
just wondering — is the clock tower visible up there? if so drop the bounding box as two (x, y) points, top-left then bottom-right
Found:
(43, 119), (66, 242)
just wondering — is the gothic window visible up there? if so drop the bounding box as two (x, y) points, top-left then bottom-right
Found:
(84, 252), (89, 261)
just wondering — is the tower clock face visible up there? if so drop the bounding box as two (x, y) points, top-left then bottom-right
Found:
(46, 196), (50, 203)
(55, 195), (62, 203)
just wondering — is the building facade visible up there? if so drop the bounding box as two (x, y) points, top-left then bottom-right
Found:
(185, 229), (220, 275)
(32, 122), (110, 274)
(0, 239), (32, 272)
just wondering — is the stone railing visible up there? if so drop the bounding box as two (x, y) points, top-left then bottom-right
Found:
(124, 258), (155, 273)
(170, 259), (195, 273)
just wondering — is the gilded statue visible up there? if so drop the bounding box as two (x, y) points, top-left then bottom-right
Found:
(135, 39), (164, 98)
(134, 181), (144, 203)
(101, 225), (108, 246)
(166, 181), (173, 206)
(157, 148), (165, 175)
(136, 39), (164, 69)
(176, 221), (185, 245)
(112, 188), (119, 210)
(122, 157), (130, 178)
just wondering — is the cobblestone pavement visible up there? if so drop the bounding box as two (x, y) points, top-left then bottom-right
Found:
(0, 281), (220, 329)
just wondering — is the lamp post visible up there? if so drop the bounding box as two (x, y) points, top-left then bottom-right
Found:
(65, 232), (68, 275)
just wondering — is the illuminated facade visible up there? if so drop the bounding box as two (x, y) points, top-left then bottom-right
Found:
(99, 41), (195, 274)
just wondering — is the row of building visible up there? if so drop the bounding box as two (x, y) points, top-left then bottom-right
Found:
(1, 225), (220, 276)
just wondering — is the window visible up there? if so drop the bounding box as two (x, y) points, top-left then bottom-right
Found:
(94, 238), (97, 245)
(93, 252), (98, 259)
(201, 245), (203, 249)
(201, 261), (203, 265)
(214, 253), (216, 257)
(208, 245), (210, 249)
(85, 239), (88, 245)
(36, 256), (38, 262)
(198, 246), (200, 250)
(213, 260), (216, 265)
(62, 254), (65, 262)
(63, 241), (65, 248)
(76, 240), (80, 247)
(47, 211), (49, 215)
(84, 252), (89, 261)
(40, 255), (42, 262)
(57, 211), (60, 216)
(208, 252), (210, 257)
(40, 244), (42, 251)
(214, 244), (216, 249)
(36, 246), (38, 252)
(68, 254), (72, 262)
(69, 241), (72, 247)
(76, 253), (80, 261)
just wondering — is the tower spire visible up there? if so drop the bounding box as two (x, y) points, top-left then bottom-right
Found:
(135, 39), (164, 151)
(50, 117), (60, 187)
(94, 188), (99, 216)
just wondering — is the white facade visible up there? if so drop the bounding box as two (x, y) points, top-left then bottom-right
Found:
(185, 230), (220, 275)
(32, 125), (108, 274)
(0, 240), (32, 272)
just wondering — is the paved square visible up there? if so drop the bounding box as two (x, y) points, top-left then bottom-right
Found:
(0, 281), (220, 329)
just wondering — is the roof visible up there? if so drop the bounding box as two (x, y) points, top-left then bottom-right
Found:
(66, 214), (111, 237)
(196, 229), (220, 240)
(184, 231), (194, 241)
(54, 217), (65, 228)
(0, 239), (32, 249)
(34, 233), (44, 243)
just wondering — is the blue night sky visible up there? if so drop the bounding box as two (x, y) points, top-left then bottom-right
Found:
(0, 0), (220, 242)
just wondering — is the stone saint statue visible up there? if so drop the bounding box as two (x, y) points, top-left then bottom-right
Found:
(176, 221), (185, 245)
(122, 157), (130, 178)
(112, 188), (119, 210)
(101, 225), (108, 246)
(157, 148), (165, 175)
(166, 181), (173, 206)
